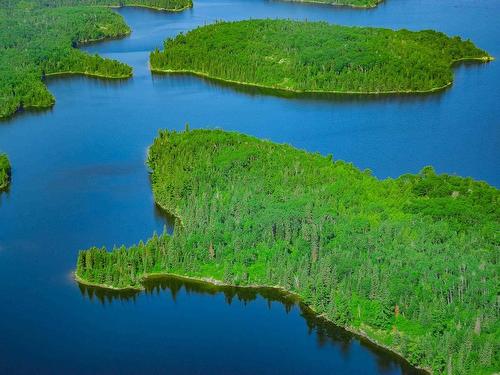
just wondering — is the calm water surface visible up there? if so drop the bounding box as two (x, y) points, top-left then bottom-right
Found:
(0, 0), (499, 373)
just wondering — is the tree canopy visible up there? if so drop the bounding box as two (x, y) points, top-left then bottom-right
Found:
(0, 0), (192, 118)
(0, 153), (11, 190)
(77, 129), (499, 374)
(150, 19), (491, 95)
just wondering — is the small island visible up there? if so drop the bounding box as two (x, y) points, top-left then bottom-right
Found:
(283, 0), (383, 9)
(0, 0), (192, 119)
(150, 19), (492, 95)
(0, 154), (11, 190)
(76, 129), (499, 374)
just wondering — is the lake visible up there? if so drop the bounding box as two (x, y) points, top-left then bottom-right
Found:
(0, 0), (498, 373)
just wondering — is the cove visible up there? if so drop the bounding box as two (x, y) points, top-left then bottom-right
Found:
(0, 0), (499, 373)
(77, 275), (425, 374)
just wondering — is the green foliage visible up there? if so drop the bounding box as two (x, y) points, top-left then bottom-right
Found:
(0, 5), (131, 118)
(151, 19), (491, 94)
(77, 129), (499, 374)
(0, 153), (11, 190)
(0, 0), (192, 118)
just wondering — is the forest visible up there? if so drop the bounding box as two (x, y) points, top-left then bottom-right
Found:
(150, 19), (492, 94)
(0, 0), (192, 118)
(0, 153), (11, 190)
(285, 0), (383, 8)
(76, 129), (499, 374)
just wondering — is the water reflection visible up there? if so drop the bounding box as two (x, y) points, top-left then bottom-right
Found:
(78, 276), (424, 374)
(78, 275), (299, 310)
(0, 185), (10, 205)
(78, 282), (140, 303)
(0, 105), (53, 124)
(152, 71), (450, 104)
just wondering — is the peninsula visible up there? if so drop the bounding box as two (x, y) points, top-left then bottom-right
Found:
(0, 0), (192, 119)
(76, 129), (499, 374)
(150, 19), (492, 95)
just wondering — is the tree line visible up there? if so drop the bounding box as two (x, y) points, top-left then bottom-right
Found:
(150, 19), (491, 94)
(77, 129), (499, 374)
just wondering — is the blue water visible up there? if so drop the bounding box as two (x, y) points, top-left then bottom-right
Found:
(0, 0), (498, 373)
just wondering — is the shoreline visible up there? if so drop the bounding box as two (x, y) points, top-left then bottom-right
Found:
(0, 32), (133, 120)
(74, 190), (431, 372)
(45, 30), (134, 81)
(152, 194), (185, 228)
(74, 272), (143, 291)
(75, 270), (430, 373)
(73, 29), (132, 48)
(151, 55), (494, 96)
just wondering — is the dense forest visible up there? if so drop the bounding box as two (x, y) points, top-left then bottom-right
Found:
(150, 19), (492, 94)
(77, 129), (499, 374)
(285, 0), (383, 9)
(0, 153), (11, 190)
(0, 4), (130, 118)
(0, 0), (192, 118)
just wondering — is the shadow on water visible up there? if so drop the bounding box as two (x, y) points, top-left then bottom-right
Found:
(78, 275), (425, 374)
(153, 203), (176, 234)
(0, 185), (11, 206)
(77, 275), (299, 309)
(0, 105), (54, 124)
(78, 282), (141, 303)
(151, 71), (450, 105)
(150, 171), (176, 234)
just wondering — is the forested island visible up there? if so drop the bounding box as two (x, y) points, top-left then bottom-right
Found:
(0, 0), (192, 119)
(150, 19), (492, 95)
(76, 129), (499, 374)
(284, 0), (383, 9)
(0, 154), (11, 190)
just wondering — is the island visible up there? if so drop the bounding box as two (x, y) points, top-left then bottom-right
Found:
(150, 19), (492, 95)
(0, 154), (11, 190)
(0, 0), (192, 119)
(283, 0), (383, 9)
(76, 128), (499, 374)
